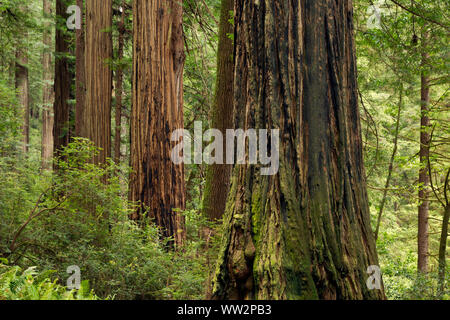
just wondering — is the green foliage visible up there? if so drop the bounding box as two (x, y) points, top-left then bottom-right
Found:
(0, 262), (98, 300)
(0, 139), (219, 300)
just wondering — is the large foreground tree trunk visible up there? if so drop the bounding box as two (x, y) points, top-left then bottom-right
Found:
(202, 0), (235, 221)
(42, 0), (54, 169)
(82, 0), (112, 165)
(129, 0), (186, 247)
(212, 0), (384, 300)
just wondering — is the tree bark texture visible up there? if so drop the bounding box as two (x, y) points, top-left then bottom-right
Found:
(202, 0), (235, 221)
(129, 0), (186, 248)
(212, 0), (385, 300)
(53, 0), (73, 158)
(83, 0), (113, 165)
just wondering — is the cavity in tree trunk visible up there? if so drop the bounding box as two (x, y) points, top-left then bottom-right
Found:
(82, 0), (112, 165)
(53, 0), (73, 159)
(42, 0), (54, 170)
(418, 30), (430, 274)
(212, 0), (385, 300)
(202, 0), (235, 221)
(129, 0), (186, 248)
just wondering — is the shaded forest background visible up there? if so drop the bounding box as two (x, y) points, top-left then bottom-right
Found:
(0, 0), (448, 300)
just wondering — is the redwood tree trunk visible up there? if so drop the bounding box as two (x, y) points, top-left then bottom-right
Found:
(53, 0), (73, 158)
(75, 0), (86, 137)
(202, 0), (235, 221)
(129, 0), (186, 248)
(42, 0), (54, 169)
(82, 0), (112, 165)
(212, 0), (384, 300)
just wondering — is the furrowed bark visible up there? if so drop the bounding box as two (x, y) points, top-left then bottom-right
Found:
(53, 0), (73, 160)
(202, 0), (235, 221)
(212, 0), (384, 300)
(129, 0), (186, 248)
(82, 0), (112, 165)
(75, 0), (85, 137)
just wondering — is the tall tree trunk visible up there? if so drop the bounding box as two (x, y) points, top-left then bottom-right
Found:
(82, 0), (112, 165)
(129, 0), (186, 248)
(42, 0), (54, 169)
(202, 0), (235, 221)
(418, 30), (430, 274)
(212, 0), (384, 300)
(15, 48), (29, 154)
(75, 0), (85, 137)
(114, 2), (125, 165)
(53, 0), (73, 159)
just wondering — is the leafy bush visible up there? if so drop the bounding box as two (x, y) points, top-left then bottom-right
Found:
(0, 261), (98, 300)
(0, 139), (217, 300)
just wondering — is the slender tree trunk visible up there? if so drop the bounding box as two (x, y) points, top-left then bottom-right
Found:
(418, 30), (430, 274)
(75, 0), (85, 137)
(82, 0), (112, 165)
(42, 0), (54, 169)
(202, 0), (235, 221)
(15, 48), (29, 154)
(129, 0), (186, 248)
(114, 2), (125, 165)
(53, 0), (73, 159)
(374, 86), (403, 240)
(212, 0), (384, 300)
(438, 169), (449, 295)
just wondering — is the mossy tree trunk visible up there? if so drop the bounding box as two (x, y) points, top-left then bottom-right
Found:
(212, 0), (385, 300)
(129, 0), (186, 248)
(202, 0), (235, 221)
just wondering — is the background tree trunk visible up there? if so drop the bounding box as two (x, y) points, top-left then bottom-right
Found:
(82, 0), (112, 165)
(41, 0), (54, 169)
(15, 48), (29, 154)
(53, 0), (73, 159)
(129, 0), (186, 248)
(212, 0), (384, 300)
(114, 2), (125, 165)
(202, 0), (235, 221)
(75, 0), (85, 137)
(418, 30), (430, 274)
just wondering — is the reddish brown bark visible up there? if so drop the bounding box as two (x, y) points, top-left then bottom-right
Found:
(129, 0), (186, 248)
